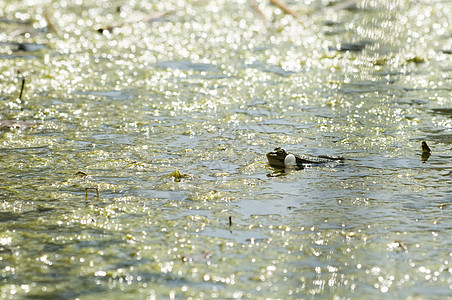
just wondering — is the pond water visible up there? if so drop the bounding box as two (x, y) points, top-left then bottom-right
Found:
(1, 0), (451, 298)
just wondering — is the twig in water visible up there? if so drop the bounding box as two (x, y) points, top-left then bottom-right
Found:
(143, 10), (173, 23)
(249, 0), (270, 24)
(85, 187), (100, 201)
(19, 78), (25, 100)
(269, 0), (299, 18)
(44, 9), (59, 33)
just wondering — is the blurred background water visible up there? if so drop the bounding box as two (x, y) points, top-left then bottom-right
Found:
(0, 0), (451, 298)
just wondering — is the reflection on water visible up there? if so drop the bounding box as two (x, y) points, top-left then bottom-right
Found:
(1, 0), (452, 298)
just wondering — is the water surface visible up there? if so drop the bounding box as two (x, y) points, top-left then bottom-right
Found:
(1, 0), (451, 298)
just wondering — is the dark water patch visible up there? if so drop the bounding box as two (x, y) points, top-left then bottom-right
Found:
(0, 206), (57, 223)
(90, 269), (226, 296)
(78, 90), (135, 100)
(329, 40), (374, 52)
(155, 60), (220, 72)
(0, 53), (39, 59)
(167, 134), (199, 150)
(75, 237), (125, 250)
(322, 20), (346, 36)
(423, 133), (452, 145)
(0, 120), (41, 129)
(0, 245), (13, 254)
(149, 152), (181, 162)
(323, 20), (342, 27)
(150, 189), (188, 201)
(393, 98), (427, 106)
(42, 242), (66, 252)
(430, 108), (452, 117)
(166, 209), (211, 220)
(326, 0), (361, 11)
(200, 160), (239, 173)
(393, 192), (441, 211)
(352, 155), (427, 170)
(200, 226), (269, 244)
(233, 108), (271, 117)
(257, 118), (308, 130)
(338, 80), (398, 94)
(376, 70), (407, 78)
(89, 132), (136, 145)
(406, 284), (452, 300)
(0, 212), (22, 222)
(235, 198), (300, 217)
(324, 28), (347, 36)
(0, 146), (49, 154)
(23, 275), (107, 300)
(245, 61), (296, 76)
(191, 73), (231, 80)
(0, 18), (33, 25)
(248, 98), (267, 106)
(285, 146), (347, 160)
(0, 42), (48, 52)
(404, 86), (452, 93)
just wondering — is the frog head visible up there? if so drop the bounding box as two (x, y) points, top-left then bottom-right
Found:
(266, 147), (288, 169)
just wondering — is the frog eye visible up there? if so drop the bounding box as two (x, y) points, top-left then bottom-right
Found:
(276, 148), (286, 156)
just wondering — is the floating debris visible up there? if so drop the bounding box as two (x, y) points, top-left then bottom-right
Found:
(76, 171), (90, 179)
(406, 56), (425, 64)
(164, 170), (193, 182)
(96, 25), (116, 34)
(439, 203), (449, 210)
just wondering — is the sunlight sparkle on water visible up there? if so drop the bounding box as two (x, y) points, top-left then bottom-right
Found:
(0, 0), (451, 298)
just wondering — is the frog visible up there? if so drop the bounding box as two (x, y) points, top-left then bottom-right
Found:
(266, 147), (344, 170)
